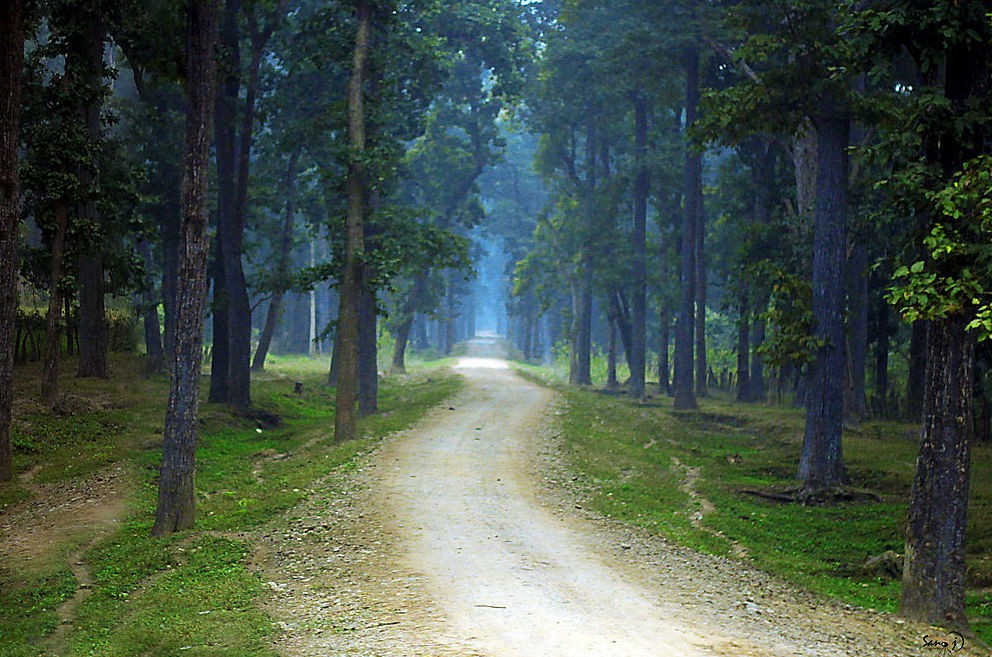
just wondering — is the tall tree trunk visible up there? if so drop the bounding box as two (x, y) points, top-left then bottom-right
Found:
(41, 204), (69, 405)
(569, 263), (593, 386)
(252, 150), (299, 372)
(208, 246), (230, 402)
(797, 97), (850, 494)
(153, 0), (218, 536)
(629, 93), (648, 399)
(694, 212), (707, 398)
(0, 0), (24, 482)
(901, 314), (975, 630)
(334, 0), (371, 442)
(74, 9), (108, 379)
(674, 47), (700, 410)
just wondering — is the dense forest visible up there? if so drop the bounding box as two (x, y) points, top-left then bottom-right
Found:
(2, 0), (992, 643)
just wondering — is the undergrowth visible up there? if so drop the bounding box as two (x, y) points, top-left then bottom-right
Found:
(518, 364), (992, 646)
(0, 353), (460, 657)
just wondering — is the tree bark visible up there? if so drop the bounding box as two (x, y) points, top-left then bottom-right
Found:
(334, 0), (371, 442)
(153, 0), (218, 536)
(629, 93), (648, 399)
(0, 0), (24, 482)
(797, 96), (850, 494)
(674, 47), (700, 410)
(901, 314), (975, 630)
(74, 7), (108, 380)
(208, 0), (240, 405)
(41, 204), (69, 405)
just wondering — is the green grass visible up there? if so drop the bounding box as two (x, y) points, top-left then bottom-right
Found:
(1, 352), (461, 657)
(520, 365), (992, 645)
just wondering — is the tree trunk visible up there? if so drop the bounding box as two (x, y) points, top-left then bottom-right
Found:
(209, 0), (242, 406)
(695, 210), (707, 398)
(0, 0), (24, 482)
(846, 240), (869, 423)
(390, 274), (426, 375)
(138, 240), (165, 374)
(907, 320), (926, 420)
(874, 292), (890, 416)
(334, 0), (371, 442)
(736, 294), (751, 402)
(74, 9), (108, 380)
(674, 47), (699, 410)
(900, 314), (975, 631)
(208, 245), (230, 402)
(797, 97), (850, 494)
(153, 0), (218, 536)
(358, 266), (378, 417)
(658, 306), (671, 396)
(629, 93), (648, 399)
(41, 204), (69, 405)
(750, 313), (767, 402)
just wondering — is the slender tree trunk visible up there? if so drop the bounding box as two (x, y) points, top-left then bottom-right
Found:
(736, 294), (751, 402)
(358, 265), (377, 417)
(750, 312), (767, 402)
(0, 0), (24, 482)
(334, 0), (371, 442)
(138, 240), (165, 374)
(629, 93), (648, 399)
(907, 320), (926, 420)
(153, 0), (218, 536)
(797, 97), (850, 494)
(846, 240), (869, 422)
(162, 197), (180, 366)
(695, 211), (707, 398)
(390, 274), (426, 375)
(674, 48), (700, 410)
(874, 292), (890, 416)
(208, 245), (230, 402)
(901, 314), (975, 631)
(41, 204), (69, 405)
(658, 306), (671, 396)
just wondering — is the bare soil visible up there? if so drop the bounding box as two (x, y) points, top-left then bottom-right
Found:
(257, 339), (988, 657)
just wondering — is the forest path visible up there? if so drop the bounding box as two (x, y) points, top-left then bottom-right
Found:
(260, 337), (977, 657)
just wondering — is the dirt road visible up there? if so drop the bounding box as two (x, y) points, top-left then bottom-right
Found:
(261, 338), (984, 657)
(378, 346), (713, 656)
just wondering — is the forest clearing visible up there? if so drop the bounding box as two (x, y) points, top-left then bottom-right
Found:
(4, 0), (992, 654)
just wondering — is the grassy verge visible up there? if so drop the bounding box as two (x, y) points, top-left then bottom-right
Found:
(518, 366), (992, 644)
(1, 354), (461, 657)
